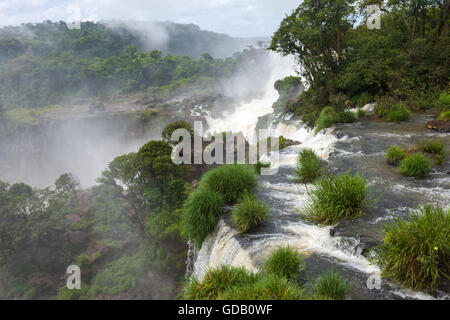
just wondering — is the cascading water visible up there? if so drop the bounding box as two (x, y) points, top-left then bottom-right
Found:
(190, 53), (446, 300)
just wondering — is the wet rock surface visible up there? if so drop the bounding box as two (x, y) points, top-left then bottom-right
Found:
(427, 120), (450, 133)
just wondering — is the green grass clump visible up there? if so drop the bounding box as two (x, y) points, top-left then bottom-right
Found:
(335, 111), (356, 123)
(386, 103), (411, 122)
(376, 205), (450, 291)
(315, 107), (336, 134)
(398, 153), (432, 177)
(181, 187), (224, 246)
(200, 165), (257, 204)
(416, 140), (445, 155)
(218, 274), (306, 300)
(313, 271), (350, 300)
(294, 149), (322, 183)
(263, 247), (304, 280)
(254, 161), (271, 175)
(386, 145), (407, 165)
(351, 92), (372, 108)
(438, 92), (450, 109)
(181, 266), (259, 300)
(232, 195), (269, 233)
(307, 171), (368, 225)
(357, 108), (366, 119)
(438, 110), (450, 121)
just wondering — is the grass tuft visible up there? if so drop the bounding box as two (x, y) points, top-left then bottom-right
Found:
(376, 205), (450, 291)
(313, 271), (350, 300)
(200, 165), (257, 205)
(231, 195), (269, 233)
(306, 171), (368, 225)
(438, 110), (450, 121)
(386, 103), (411, 122)
(386, 145), (407, 165)
(315, 107), (336, 134)
(398, 153), (432, 177)
(416, 139), (445, 155)
(181, 266), (258, 300)
(335, 111), (356, 123)
(294, 149), (322, 183)
(263, 247), (304, 280)
(218, 273), (306, 300)
(181, 187), (224, 246)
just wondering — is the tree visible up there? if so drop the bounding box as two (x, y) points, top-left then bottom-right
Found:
(161, 121), (194, 145)
(55, 173), (80, 196)
(270, 0), (356, 86)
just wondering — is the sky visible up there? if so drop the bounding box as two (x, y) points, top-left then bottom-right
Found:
(0, 0), (301, 37)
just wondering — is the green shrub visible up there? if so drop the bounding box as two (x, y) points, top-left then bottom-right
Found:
(436, 153), (445, 166)
(386, 145), (407, 165)
(376, 205), (450, 291)
(232, 195), (269, 233)
(254, 161), (271, 175)
(386, 103), (411, 122)
(218, 274), (306, 300)
(438, 92), (450, 109)
(263, 247), (304, 280)
(351, 92), (372, 108)
(313, 271), (350, 300)
(416, 140), (445, 155)
(294, 149), (322, 183)
(181, 187), (224, 246)
(307, 171), (368, 225)
(161, 120), (194, 144)
(438, 110), (450, 121)
(315, 107), (336, 133)
(181, 266), (258, 300)
(357, 108), (366, 119)
(398, 153), (432, 177)
(335, 111), (356, 123)
(200, 165), (257, 204)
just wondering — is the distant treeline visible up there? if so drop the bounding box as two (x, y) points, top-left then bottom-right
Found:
(0, 21), (262, 110)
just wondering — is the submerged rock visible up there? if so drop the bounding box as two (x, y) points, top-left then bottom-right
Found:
(427, 120), (450, 133)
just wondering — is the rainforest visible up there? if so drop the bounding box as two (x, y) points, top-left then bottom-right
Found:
(0, 0), (448, 304)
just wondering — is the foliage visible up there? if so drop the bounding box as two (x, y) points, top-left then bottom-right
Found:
(315, 107), (336, 133)
(181, 187), (224, 247)
(218, 273), (306, 300)
(351, 92), (372, 108)
(416, 140), (445, 155)
(376, 205), (450, 291)
(313, 271), (350, 300)
(335, 111), (357, 123)
(294, 149), (322, 183)
(307, 171), (368, 225)
(271, 1), (449, 126)
(199, 165), (257, 205)
(231, 195), (269, 233)
(181, 266), (258, 300)
(438, 110), (450, 121)
(162, 121), (194, 144)
(398, 153), (432, 177)
(263, 247), (304, 280)
(386, 103), (411, 122)
(357, 108), (366, 119)
(386, 145), (407, 165)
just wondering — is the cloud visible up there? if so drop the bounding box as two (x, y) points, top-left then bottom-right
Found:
(0, 0), (299, 37)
